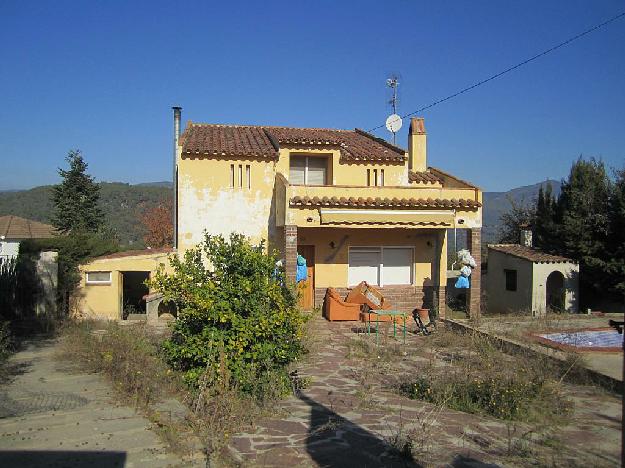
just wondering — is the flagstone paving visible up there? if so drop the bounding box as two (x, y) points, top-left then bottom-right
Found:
(0, 336), (197, 467)
(228, 318), (621, 467)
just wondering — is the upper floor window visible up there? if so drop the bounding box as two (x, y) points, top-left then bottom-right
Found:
(289, 156), (328, 185)
(367, 169), (384, 186)
(230, 164), (251, 189)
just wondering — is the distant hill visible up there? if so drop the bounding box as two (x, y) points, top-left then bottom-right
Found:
(0, 179), (560, 246)
(482, 180), (561, 243)
(0, 182), (172, 246)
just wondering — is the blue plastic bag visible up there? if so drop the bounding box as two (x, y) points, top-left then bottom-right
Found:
(296, 255), (308, 282)
(454, 275), (470, 289)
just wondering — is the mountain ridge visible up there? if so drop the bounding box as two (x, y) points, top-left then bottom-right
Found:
(0, 179), (560, 246)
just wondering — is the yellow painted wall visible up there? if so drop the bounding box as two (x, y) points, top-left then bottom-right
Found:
(282, 181), (482, 229)
(177, 138), (481, 251)
(177, 156), (277, 252)
(297, 227), (446, 289)
(76, 252), (172, 320)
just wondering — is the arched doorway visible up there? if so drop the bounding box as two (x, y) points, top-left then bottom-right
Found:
(546, 271), (565, 312)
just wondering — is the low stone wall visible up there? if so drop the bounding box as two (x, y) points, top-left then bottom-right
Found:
(443, 319), (622, 394)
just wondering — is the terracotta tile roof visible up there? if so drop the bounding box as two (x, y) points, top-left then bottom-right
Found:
(181, 124), (278, 158)
(408, 171), (442, 184)
(0, 215), (56, 239)
(488, 244), (576, 263)
(290, 196), (481, 209)
(180, 123), (406, 162)
(92, 247), (173, 261)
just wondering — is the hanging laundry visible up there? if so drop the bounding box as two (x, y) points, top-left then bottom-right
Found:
(296, 254), (308, 282)
(460, 265), (472, 277)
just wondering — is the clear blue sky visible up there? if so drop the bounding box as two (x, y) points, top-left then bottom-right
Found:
(1, 0), (623, 191)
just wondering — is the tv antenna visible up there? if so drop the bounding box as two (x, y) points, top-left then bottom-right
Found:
(385, 75), (402, 144)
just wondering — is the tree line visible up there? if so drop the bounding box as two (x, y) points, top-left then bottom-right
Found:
(499, 157), (625, 310)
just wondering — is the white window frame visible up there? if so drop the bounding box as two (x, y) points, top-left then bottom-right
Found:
(86, 271), (112, 285)
(289, 155), (329, 185)
(348, 246), (414, 287)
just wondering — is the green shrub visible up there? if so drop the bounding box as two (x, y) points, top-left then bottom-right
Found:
(150, 233), (307, 398)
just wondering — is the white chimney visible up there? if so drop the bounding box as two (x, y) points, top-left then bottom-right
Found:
(520, 229), (532, 247)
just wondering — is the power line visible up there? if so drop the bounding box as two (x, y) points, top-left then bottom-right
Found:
(369, 10), (625, 133)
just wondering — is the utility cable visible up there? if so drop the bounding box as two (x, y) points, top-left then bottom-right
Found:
(368, 10), (625, 132)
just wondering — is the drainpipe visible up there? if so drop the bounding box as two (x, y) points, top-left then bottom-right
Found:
(172, 106), (181, 250)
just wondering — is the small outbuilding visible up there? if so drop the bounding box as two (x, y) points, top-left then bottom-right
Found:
(486, 231), (579, 316)
(0, 215), (56, 260)
(76, 248), (173, 321)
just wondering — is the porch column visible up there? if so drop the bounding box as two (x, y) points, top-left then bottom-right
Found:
(284, 225), (298, 284)
(468, 227), (481, 319)
(435, 229), (447, 320)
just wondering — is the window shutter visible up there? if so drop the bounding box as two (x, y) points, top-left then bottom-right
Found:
(307, 157), (327, 185)
(349, 248), (381, 286)
(289, 157), (306, 185)
(382, 248), (412, 285)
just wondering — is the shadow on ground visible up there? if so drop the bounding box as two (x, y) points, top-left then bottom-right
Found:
(300, 392), (422, 467)
(0, 450), (126, 468)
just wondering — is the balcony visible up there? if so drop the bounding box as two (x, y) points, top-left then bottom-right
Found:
(274, 173), (481, 229)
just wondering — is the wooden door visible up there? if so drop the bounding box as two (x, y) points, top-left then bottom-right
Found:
(297, 245), (315, 310)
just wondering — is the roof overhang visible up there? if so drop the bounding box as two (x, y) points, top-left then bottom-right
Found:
(319, 209), (455, 226)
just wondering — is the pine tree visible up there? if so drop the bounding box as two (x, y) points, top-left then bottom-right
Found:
(557, 157), (611, 299)
(607, 167), (625, 298)
(533, 183), (558, 251)
(52, 150), (103, 234)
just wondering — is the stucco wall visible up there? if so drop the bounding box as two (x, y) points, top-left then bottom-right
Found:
(297, 227), (446, 290)
(0, 239), (21, 259)
(76, 252), (172, 320)
(177, 157), (276, 252)
(532, 262), (579, 314)
(485, 249), (534, 314)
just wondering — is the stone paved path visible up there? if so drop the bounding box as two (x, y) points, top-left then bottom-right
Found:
(0, 336), (193, 467)
(228, 318), (621, 467)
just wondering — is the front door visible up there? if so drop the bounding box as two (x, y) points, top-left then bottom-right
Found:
(297, 245), (315, 310)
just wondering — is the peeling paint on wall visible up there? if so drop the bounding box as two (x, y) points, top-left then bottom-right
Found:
(178, 174), (271, 249)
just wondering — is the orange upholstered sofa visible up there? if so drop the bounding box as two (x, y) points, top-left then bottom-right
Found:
(346, 281), (393, 311)
(324, 288), (362, 321)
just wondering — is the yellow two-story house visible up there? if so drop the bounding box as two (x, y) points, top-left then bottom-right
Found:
(175, 112), (482, 318)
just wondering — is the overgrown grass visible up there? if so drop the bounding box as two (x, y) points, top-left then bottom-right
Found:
(59, 320), (280, 464)
(399, 329), (573, 425)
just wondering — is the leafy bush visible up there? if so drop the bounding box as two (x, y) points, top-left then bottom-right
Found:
(150, 233), (307, 398)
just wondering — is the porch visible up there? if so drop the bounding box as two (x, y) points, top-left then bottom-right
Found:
(285, 226), (452, 318)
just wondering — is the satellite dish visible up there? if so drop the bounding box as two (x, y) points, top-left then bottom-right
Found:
(385, 114), (402, 133)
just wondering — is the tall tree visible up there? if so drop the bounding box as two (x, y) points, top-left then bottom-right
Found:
(497, 196), (535, 244)
(139, 198), (173, 248)
(52, 150), (103, 234)
(533, 183), (559, 251)
(558, 158), (611, 298)
(607, 167), (625, 298)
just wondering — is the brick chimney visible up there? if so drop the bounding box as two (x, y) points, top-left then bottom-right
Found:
(408, 117), (426, 171)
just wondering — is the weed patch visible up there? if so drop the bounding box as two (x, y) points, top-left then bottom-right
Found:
(399, 331), (572, 424)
